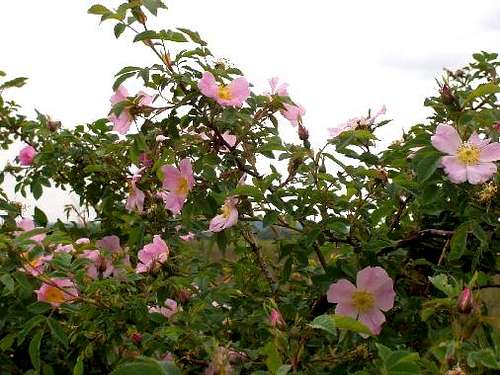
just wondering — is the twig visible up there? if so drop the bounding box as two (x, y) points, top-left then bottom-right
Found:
(241, 229), (276, 292)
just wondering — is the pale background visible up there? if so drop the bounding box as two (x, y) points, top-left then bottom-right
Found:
(1, 0), (500, 222)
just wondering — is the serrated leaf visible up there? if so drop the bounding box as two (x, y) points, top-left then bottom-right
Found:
(110, 358), (180, 375)
(29, 330), (43, 370)
(309, 314), (336, 335)
(114, 23), (126, 38)
(449, 223), (468, 261)
(47, 318), (68, 348)
(34, 206), (48, 227)
(464, 83), (500, 106)
(310, 314), (371, 336)
(87, 4), (110, 15)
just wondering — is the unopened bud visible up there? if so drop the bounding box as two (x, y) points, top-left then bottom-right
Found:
(47, 119), (61, 132)
(493, 121), (500, 132)
(375, 168), (389, 183)
(162, 53), (173, 69)
(298, 124), (309, 141)
(130, 332), (143, 344)
(457, 287), (474, 314)
(440, 84), (455, 105)
(319, 160), (326, 174)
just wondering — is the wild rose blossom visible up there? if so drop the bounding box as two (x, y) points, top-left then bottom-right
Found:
(209, 197), (239, 232)
(200, 130), (237, 152)
(125, 173), (145, 213)
(18, 145), (37, 166)
(81, 250), (114, 279)
(327, 266), (395, 335)
(160, 159), (195, 215)
(281, 103), (305, 127)
(179, 232), (195, 241)
(267, 77), (289, 97)
(15, 218), (46, 245)
(431, 123), (500, 184)
(108, 86), (154, 134)
(54, 244), (75, 253)
(198, 71), (249, 107)
(136, 235), (169, 273)
(96, 235), (130, 278)
(75, 237), (90, 245)
(20, 253), (52, 277)
(328, 105), (386, 138)
(35, 278), (79, 308)
(148, 298), (178, 319)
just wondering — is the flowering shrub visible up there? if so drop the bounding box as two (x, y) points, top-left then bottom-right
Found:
(0, 1), (500, 374)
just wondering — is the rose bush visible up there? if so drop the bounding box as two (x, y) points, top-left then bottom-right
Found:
(1, 1), (500, 374)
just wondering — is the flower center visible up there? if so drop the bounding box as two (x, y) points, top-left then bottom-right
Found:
(222, 203), (232, 218)
(218, 86), (233, 101)
(176, 177), (189, 195)
(45, 286), (66, 305)
(456, 144), (480, 165)
(351, 290), (375, 313)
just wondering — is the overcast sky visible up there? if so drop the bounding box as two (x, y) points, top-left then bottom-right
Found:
(1, 0), (500, 221)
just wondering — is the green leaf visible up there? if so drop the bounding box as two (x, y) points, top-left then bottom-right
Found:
(143, 0), (167, 15)
(464, 83), (500, 106)
(263, 211), (279, 227)
(47, 318), (68, 348)
(467, 349), (500, 369)
(376, 344), (421, 375)
(29, 330), (43, 370)
(276, 365), (292, 375)
(18, 315), (45, 345)
(87, 4), (110, 15)
(0, 274), (15, 294)
(415, 152), (442, 182)
(73, 357), (84, 375)
(133, 30), (157, 43)
(34, 206), (48, 227)
(309, 315), (371, 336)
(31, 180), (43, 200)
(114, 23), (126, 38)
(177, 28), (207, 45)
(0, 333), (16, 351)
(263, 342), (282, 374)
(233, 184), (264, 200)
(449, 223), (468, 260)
(0, 77), (28, 89)
(110, 358), (180, 375)
(309, 314), (337, 335)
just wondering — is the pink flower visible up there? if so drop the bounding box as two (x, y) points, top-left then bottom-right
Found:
(327, 266), (395, 335)
(457, 287), (474, 314)
(269, 308), (285, 328)
(267, 77), (289, 97)
(328, 105), (386, 138)
(96, 235), (130, 277)
(148, 298), (178, 319)
(125, 180), (145, 213)
(160, 159), (195, 215)
(281, 103), (305, 127)
(54, 244), (75, 253)
(18, 145), (37, 166)
(136, 235), (169, 273)
(96, 235), (121, 253)
(431, 124), (500, 184)
(179, 232), (195, 241)
(81, 250), (114, 279)
(20, 253), (52, 277)
(15, 218), (46, 244)
(108, 86), (154, 134)
(198, 71), (250, 107)
(35, 278), (79, 308)
(209, 197), (239, 232)
(75, 237), (90, 245)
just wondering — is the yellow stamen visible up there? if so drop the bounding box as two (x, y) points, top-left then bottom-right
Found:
(45, 286), (66, 305)
(456, 143), (480, 166)
(222, 203), (232, 218)
(351, 290), (375, 313)
(176, 177), (189, 195)
(218, 86), (233, 101)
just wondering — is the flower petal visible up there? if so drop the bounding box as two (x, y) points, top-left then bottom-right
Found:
(479, 142), (500, 162)
(466, 163), (497, 184)
(327, 279), (356, 304)
(358, 308), (386, 335)
(431, 124), (461, 155)
(441, 156), (467, 183)
(335, 302), (358, 318)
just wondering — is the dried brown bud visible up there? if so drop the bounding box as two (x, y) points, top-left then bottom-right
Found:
(477, 182), (497, 203)
(162, 53), (173, 69)
(298, 124), (309, 141)
(440, 84), (455, 105)
(375, 168), (389, 183)
(47, 119), (61, 132)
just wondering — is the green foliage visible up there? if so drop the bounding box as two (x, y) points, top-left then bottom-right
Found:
(0, 2), (499, 374)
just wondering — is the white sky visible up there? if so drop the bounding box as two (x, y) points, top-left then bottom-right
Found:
(1, 0), (500, 221)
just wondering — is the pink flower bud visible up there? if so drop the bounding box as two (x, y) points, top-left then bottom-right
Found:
(130, 332), (143, 344)
(269, 308), (285, 328)
(457, 287), (474, 314)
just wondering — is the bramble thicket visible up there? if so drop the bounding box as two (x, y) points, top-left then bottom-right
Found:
(1, 1), (500, 374)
